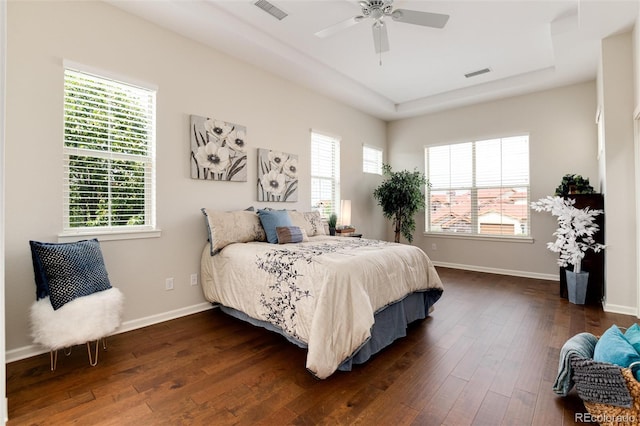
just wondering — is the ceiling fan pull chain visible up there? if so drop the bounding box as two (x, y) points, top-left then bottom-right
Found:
(378, 23), (383, 66)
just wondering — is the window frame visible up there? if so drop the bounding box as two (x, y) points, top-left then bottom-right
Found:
(59, 61), (159, 242)
(310, 130), (341, 216)
(362, 144), (383, 175)
(424, 135), (531, 241)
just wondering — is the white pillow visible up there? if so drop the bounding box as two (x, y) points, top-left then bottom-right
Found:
(288, 211), (327, 236)
(201, 208), (267, 255)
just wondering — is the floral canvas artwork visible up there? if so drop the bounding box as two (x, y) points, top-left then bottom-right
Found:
(190, 114), (247, 181)
(257, 149), (298, 202)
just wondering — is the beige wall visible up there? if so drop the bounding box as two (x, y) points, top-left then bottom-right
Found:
(598, 31), (636, 314)
(1, 0), (6, 420)
(635, 12), (640, 112)
(5, 1), (387, 355)
(387, 82), (599, 279)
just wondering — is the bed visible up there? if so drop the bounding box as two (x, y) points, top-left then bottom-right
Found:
(200, 208), (444, 379)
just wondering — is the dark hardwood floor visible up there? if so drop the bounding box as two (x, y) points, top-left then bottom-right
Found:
(6, 267), (637, 425)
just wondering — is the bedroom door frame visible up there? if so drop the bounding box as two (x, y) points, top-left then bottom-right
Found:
(1, 0), (7, 421)
(635, 107), (640, 319)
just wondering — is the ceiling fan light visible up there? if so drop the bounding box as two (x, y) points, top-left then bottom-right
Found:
(391, 10), (403, 20)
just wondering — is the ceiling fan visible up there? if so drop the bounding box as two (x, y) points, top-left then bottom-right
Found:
(314, 0), (450, 54)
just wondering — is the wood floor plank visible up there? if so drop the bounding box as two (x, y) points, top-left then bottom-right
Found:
(411, 374), (467, 425)
(471, 390), (510, 425)
(7, 267), (635, 425)
(531, 379), (565, 426)
(442, 362), (499, 426)
(501, 389), (537, 425)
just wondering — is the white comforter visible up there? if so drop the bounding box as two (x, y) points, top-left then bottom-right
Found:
(200, 236), (443, 379)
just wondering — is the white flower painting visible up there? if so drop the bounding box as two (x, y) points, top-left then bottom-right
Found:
(257, 148), (298, 202)
(191, 115), (247, 181)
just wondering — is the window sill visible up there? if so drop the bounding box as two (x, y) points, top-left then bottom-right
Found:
(58, 228), (162, 243)
(423, 232), (534, 244)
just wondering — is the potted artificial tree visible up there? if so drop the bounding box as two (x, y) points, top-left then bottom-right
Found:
(530, 196), (605, 304)
(373, 164), (428, 243)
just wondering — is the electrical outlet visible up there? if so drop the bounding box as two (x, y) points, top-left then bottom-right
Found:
(165, 277), (174, 291)
(190, 273), (198, 286)
(431, 243), (437, 250)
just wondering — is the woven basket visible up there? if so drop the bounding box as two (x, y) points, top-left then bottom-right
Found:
(571, 354), (640, 425)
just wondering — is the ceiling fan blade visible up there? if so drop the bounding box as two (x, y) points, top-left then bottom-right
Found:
(372, 22), (389, 54)
(314, 16), (363, 38)
(391, 9), (449, 29)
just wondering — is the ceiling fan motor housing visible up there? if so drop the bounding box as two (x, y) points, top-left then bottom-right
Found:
(361, 0), (394, 20)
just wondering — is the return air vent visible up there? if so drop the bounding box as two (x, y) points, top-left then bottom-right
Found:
(254, 0), (288, 20)
(464, 68), (491, 78)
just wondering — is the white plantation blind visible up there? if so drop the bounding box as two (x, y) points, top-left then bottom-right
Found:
(363, 145), (383, 175)
(63, 67), (156, 232)
(425, 135), (530, 237)
(311, 131), (340, 214)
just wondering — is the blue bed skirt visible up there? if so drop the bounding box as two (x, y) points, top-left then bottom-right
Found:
(218, 288), (442, 372)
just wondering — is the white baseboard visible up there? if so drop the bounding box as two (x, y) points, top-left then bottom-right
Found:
(432, 261), (559, 281)
(432, 262), (639, 316)
(602, 302), (638, 317)
(5, 302), (215, 364)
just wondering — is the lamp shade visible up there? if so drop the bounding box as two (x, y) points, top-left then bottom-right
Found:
(340, 200), (351, 227)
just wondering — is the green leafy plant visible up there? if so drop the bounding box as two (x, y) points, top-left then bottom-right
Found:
(554, 174), (595, 196)
(328, 213), (337, 229)
(327, 213), (338, 236)
(373, 164), (428, 243)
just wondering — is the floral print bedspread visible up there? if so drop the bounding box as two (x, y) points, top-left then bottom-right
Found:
(200, 236), (443, 378)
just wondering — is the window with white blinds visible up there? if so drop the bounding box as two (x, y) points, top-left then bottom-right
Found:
(363, 145), (383, 175)
(63, 67), (156, 233)
(311, 131), (340, 215)
(425, 135), (530, 237)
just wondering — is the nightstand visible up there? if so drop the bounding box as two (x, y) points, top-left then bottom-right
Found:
(335, 227), (356, 237)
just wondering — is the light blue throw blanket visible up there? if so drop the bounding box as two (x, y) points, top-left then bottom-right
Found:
(553, 332), (598, 396)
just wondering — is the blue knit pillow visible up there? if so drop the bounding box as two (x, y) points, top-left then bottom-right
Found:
(29, 239), (112, 310)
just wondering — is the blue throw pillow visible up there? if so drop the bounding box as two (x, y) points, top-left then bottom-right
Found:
(257, 209), (293, 244)
(594, 325), (640, 369)
(625, 324), (640, 354)
(29, 239), (112, 310)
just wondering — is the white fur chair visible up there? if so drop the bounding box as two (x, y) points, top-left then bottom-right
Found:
(30, 288), (124, 370)
(29, 239), (124, 370)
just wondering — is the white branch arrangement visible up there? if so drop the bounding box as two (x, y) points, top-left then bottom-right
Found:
(530, 196), (605, 273)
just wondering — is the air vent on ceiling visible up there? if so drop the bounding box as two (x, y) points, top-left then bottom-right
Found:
(254, 0), (288, 20)
(464, 68), (491, 78)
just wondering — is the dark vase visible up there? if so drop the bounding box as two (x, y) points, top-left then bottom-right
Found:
(566, 269), (588, 304)
(329, 227), (336, 236)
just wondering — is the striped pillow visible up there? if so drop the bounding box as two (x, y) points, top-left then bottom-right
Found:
(276, 226), (309, 244)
